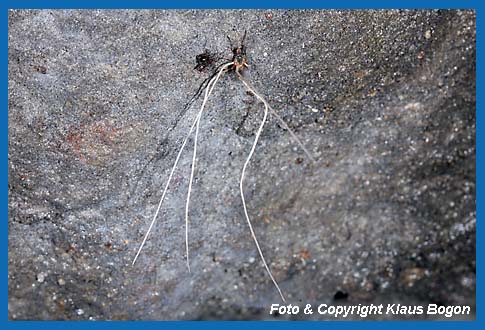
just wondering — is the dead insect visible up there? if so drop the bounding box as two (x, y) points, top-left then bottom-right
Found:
(194, 49), (217, 72)
(228, 30), (248, 72)
(181, 34), (247, 121)
(133, 32), (316, 303)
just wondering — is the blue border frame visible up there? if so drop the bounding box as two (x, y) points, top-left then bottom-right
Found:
(3, 0), (481, 329)
(0, 0), (480, 9)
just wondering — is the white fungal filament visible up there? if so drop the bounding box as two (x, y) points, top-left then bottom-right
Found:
(132, 62), (232, 267)
(133, 61), (316, 303)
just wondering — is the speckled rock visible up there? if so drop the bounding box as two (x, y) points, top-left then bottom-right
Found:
(8, 9), (475, 320)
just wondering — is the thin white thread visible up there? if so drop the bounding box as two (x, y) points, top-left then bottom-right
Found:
(133, 63), (232, 266)
(237, 70), (286, 302)
(134, 62), (309, 302)
(238, 74), (316, 163)
(184, 63), (231, 272)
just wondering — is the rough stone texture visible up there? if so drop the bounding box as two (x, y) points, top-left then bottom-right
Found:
(8, 10), (475, 320)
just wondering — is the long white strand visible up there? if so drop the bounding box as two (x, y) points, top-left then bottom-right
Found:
(184, 63), (232, 272)
(238, 74), (316, 163)
(132, 63), (232, 266)
(237, 71), (286, 302)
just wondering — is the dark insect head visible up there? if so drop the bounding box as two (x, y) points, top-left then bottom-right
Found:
(194, 49), (216, 72)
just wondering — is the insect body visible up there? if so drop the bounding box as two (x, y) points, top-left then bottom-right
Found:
(231, 42), (248, 72)
(229, 30), (249, 72)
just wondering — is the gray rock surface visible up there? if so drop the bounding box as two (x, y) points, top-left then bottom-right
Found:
(8, 9), (475, 320)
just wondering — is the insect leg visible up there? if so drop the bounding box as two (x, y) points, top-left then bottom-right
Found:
(241, 30), (247, 47)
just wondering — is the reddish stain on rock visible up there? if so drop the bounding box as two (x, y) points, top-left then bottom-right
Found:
(66, 121), (120, 165)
